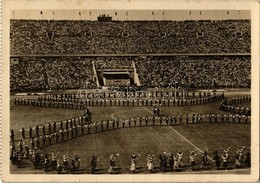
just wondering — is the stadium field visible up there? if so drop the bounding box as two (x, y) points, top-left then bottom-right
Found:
(10, 89), (251, 174)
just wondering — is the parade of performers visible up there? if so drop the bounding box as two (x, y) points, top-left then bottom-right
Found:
(10, 140), (251, 174)
(10, 92), (251, 174)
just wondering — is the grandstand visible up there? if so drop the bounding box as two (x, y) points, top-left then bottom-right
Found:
(10, 17), (251, 91)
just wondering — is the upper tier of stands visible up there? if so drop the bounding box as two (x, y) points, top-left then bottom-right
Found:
(10, 19), (250, 55)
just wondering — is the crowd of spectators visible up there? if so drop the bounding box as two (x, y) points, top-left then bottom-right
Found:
(134, 56), (251, 88)
(10, 19), (250, 55)
(10, 56), (250, 91)
(10, 58), (46, 91)
(10, 57), (95, 91)
(94, 57), (134, 69)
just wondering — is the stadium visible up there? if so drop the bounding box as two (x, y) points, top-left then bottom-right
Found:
(9, 10), (251, 174)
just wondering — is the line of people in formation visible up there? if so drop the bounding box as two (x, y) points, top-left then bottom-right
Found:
(219, 103), (251, 116)
(223, 96), (251, 105)
(14, 94), (224, 108)
(10, 144), (251, 174)
(10, 113), (251, 157)
(36, 91), (217, 100)
(219, 96), (251, 116)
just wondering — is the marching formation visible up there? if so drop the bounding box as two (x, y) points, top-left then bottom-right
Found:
(10, 143), (251, 174)
(14, 91), (225, 108)
(219, 96), (251, 116)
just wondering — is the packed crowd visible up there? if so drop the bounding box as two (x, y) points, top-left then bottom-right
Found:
(10, 56), (250, 91)
(10, 58), (46, 91)
(10, 19), (250, 55)
(135, 56), (251, 88)
(94, 57), (134, 69)
(10, 57), (95, 91)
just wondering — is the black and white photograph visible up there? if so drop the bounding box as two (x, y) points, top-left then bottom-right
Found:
(1, 0), (259, 182)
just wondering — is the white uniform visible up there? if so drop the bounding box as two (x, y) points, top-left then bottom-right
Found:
(147, 157), (154, 170)
(130, 157), (137, 171)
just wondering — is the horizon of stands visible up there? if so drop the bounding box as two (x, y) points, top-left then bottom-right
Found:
(10, 19), (250, 55)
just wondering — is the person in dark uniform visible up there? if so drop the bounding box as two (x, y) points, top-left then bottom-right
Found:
(48, 123), (52, 134)
(74, 126), (78, 137)
(101, 122), (104, 131)
(86, 124), (90, 134)
(122, 120), (125, 128)
(128, 118), (131, 127)
(189, 150), (197, 171)
(134, 117), (137, 127)
(69, 120), (73, 129)
(29, 126), (33, 138)
(152, 116), (155, 126)
(53, 121), (56, 132)
(161, 152), (167, 172)
(94, 123), (98, 133)
(104, 120), (108, 130)
(71, 127), (74, 138)
(168, 153), (174, 170)
(186, 114), (189, 124)
(179, 114), (182, 124)
(11, 129), (15, 142)
(245, 115), (248, 123)
(21, 127), (26, 139)
(51, 152), (58, 170)
(238, 115), (241, 123)
(145, 116), (148, 126)
(245, 151), (251, 167)
(35, 125), (39, 137)
(60, 121), (63, 130)
(226, 115), (229, 123)
(209, 114), (212, 123)
(159, 116), (163, 126)
(116, 118), (119, 128)
(90, 155), (99, 174)
(201, 150), (208, 169)
(42, 135), (46, 147)
(36, 137), (40, 148)
(112, 120), (115, 129)
(55, 132), (59, 143)
(41, 124), (45, 136)
(48, 134), (52, 145)
(192, 114), (195, 123)
(221, 114), (224, 123)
